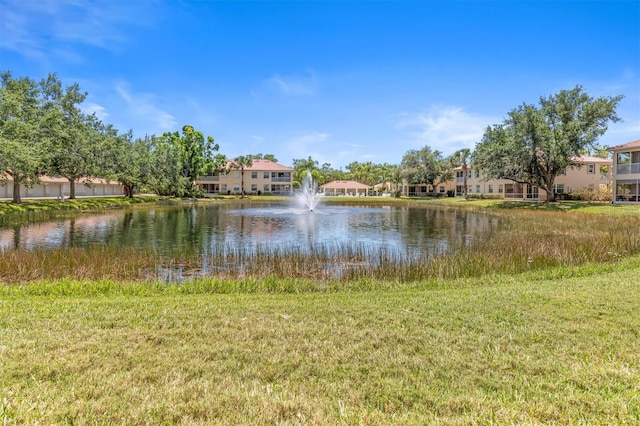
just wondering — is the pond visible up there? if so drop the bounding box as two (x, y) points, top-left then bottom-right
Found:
(0, 200), (499, 262)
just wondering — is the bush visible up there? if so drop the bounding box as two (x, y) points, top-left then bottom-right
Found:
(570, 188), (612, 202)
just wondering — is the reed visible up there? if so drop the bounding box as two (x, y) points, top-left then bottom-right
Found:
(1, 209), (639, 285)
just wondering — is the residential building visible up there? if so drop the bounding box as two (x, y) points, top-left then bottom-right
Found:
(1, 176), (123, 199)
(320, 180), (370, 196)
(610, 139), (640, 203)
(401, 180), (455, 197)
(455, 155), (612, 200)
(196, 159), (294, 195)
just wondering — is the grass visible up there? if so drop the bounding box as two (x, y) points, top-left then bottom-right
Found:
(1, 258), (639, 424)
(1, 198), (639, 423)
(0, 196), (164, 226)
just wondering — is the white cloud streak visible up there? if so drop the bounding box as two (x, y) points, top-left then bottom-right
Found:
(0, 0), (159, 61)
(265, 70), (318, 96)
(80, 102), (109, 121)
(114, 83), (177, 133)
(395, 105), (498, 154)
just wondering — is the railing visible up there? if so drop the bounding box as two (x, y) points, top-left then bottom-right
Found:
(456, 177), (465, 183)
(617, 163), (640, 175)
(271, 177), (291, 182)
(504, 193), (524, 199)
(198, 176), (220, 181)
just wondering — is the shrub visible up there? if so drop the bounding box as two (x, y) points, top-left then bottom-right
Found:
(570, 188), (612, 202)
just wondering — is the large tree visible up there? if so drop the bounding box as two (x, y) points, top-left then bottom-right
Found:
(0, 72), (45, 203)
(473, 85), (622, 202)
(229, 155), (253, 197)
(39, 73), (96, 199)
(156, 125), (222, 197)
(107, 132), (153, 198)
(400, 146), (451, 192)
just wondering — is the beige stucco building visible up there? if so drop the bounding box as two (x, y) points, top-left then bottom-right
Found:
(197, 159), (294, 195)
(455, 155), (612, 200)
(401, 180), (455, 197)
(1, 176), (123, 199)
(610, 139), (640, 203)
(321, 180), (371, 196)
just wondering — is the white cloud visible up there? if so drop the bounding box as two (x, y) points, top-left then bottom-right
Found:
(281, 131), (331, 164)
(395, 105), (498, 155)
(0, 0), (160, 61)
(80, 102), (109, 121)
(265, 70), (317, 96)
(114, 83), (177, 132)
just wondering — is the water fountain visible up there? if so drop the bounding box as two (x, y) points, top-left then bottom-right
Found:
(298, 170), (322, 211)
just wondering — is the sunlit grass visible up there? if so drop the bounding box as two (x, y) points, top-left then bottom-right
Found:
(1, 259), (639, 424)
(0, 196), (164, 225)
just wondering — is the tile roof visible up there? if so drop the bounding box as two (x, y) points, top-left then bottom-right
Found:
(321, 180), (370, 189)
(570, 155), (612, 164)
(1, 175), (120, 184)
(227, 158), (294, 171)
(608, 140), (640, 151)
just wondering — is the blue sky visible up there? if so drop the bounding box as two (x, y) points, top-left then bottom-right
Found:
(1, 0), (639, 169)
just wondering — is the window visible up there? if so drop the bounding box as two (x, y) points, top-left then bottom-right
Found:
(264, 172), (270, 179)
(498, 184), (503, 193)
(263, 184), (269, 192)
(617, 152), (631, 165)
(475, 170), (480, 178)
(233, 172), (240, 178)
(553, 184), (564, 194)
(587, 164), (595, 174)
(221, 184), (227, 191)
(476, 185), (480, 193)
(439, 186), (445, 193)
(251, 171), (257, 179)
(233, 185), (240, 192)
(251, 184), (257, 191)
(488, 185), (493, 193)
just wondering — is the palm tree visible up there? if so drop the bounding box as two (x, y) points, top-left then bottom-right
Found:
(229, 155), (253, 198)
(292, 156), (319, 188)
(448, 148), (471, 200)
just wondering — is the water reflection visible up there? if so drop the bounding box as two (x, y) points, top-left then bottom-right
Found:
(0, 202), (499, 261)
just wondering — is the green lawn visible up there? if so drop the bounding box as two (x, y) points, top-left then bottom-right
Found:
(2, 258), (639, 424)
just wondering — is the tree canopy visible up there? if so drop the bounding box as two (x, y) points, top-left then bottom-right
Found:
(0, 72), (49, 203)
(400, 146), (451, 191)
(472, 85), (622, 201)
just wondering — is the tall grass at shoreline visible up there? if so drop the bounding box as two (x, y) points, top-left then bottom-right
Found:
(2, 209), (639, 285)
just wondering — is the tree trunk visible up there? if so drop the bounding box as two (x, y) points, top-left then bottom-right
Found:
(240, 170), (245, 198)
(545, 187), (556, 202)
(125, 184), (134, 198)
(12, 179), (21, 204)
(462, 165), (468, 200)
(69, 179), (76, 199)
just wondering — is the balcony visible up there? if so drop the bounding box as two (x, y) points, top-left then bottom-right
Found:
(271, 177), (291, 182)
(616, 163), (640, 175)
(198, 175), (220, 181)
